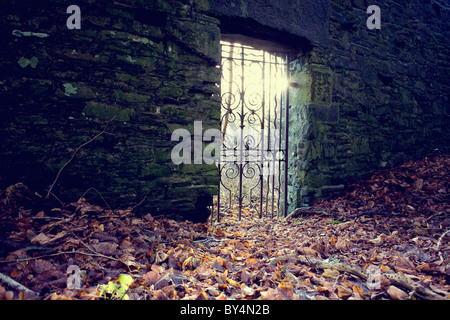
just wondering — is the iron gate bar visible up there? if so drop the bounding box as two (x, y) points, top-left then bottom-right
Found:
(284, 66), (290, 218)
(216, 40), (289, 222)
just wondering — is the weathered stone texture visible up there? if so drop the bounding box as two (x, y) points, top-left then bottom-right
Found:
(208, 0), (329, 47)
(0, 0), (448, 218)
(288, 0), (450, 209)
(0, 0), (220, 221)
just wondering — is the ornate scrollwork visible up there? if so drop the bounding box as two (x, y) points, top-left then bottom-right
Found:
(216, 40), (289, 221)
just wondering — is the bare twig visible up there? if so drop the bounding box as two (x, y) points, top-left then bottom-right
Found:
(436, 229), (450, 263)
(436, 229), (450, 250)
(296, 257), (446, 300)
(129, 196), (147, 212)
(0, 272), (38, 297)
(79, 187), (112, 211)
(0, 250), (121, 264)
(46, 117), (115, 199)
(45, 189), (65, 206)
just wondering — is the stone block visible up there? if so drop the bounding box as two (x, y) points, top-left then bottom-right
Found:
(84, 102), (135, 122)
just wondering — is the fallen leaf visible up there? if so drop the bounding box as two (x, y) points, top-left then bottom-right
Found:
(241, 285), (255, 297)
(120, 239), (133, 249)
(31, 231), (67, 245)
(196, 291), (208, 300)
(387, 285), (409, 300)
(240, 269), (252, 284)
(217, 292), (227, 300)
(369, 233), (387, 244)
(335, 237), (348, 251)
(244, 258), (259, 268)
(414, 178), (424, 191)
(301, 247), (319, 257)
(36, 211), (45, 218)
(394, 256), (415, 270)
(277, 283), (294, 299)
(154, 273), (172, 290)
(226, 278), (240, 288)
(32, 259), (55, 274)
(259, 288), (282, 300)
(31, 233), (51, 245)
(337, 285), (352, 299)
(92, 242), (118, 255)
(352, 285), (364, 300)
(322, 269), (340, 279)
(155, 251), (168, 264)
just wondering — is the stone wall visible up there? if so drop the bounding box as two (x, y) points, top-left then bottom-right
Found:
(0, 0), (222, 221)
(1, 0), (449, 219)
(287, 0), (450, 209)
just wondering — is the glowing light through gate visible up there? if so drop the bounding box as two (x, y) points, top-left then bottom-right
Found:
(217, 40), (289, 221)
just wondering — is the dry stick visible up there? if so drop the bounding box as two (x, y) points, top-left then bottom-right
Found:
(129, 196), (147, 212)
(269, 253), (446, 300)
(46, 117), (115, 199)
(0, 272), (38, 297)
(436, 229), (450, 250)
(79, 187), (112, 211)
(45, 189), (65, 206)
(436, 229), (450, 263)
(296, 256), (446, 300)
(0, 250), (121, 264)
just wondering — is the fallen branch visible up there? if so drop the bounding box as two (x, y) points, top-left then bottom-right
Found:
(0, 272), (38, 297)
(270, 254), (447, 300)
(308, 258), (446, 300)
(436, 229), (450, 263)
(46, 117), (115, 199)
(436, 229), (450, 251)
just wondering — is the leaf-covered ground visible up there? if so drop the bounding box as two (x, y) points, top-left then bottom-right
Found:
(0, 156), (449, 300)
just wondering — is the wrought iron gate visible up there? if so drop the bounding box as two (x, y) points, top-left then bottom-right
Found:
(215, 39), (290, 221)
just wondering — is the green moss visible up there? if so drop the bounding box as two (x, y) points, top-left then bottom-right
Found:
(84, 102), (135, 121)
(131, 36), (154, 45)
(115, 72), (138, 83)
(16, 115), (48, 125)
(70, 135), (93, 144)
(141, 163), (170, 178)
(117, 55), (156, 69)
(12, 30), (48, 38)
(306, 172), (330, 188)
(63, 83), (78, 96)
(240, 0), (248, 17)
(194, 0), (210, 11)
(114, 90), (149, 103)
(159, 86), (185, 98)
(292, 69), (311, 105)
(352, 136), (370, 154)
(106, 7), (134, 19)
(310, 66), (333, 106)
(153, 148), (170, 162)
(18, 56), (39, 68)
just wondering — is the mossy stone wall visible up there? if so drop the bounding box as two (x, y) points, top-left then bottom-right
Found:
(1, 0), (448, 219)
(0, 0), (221, 221)
(287, 0), (449, 210)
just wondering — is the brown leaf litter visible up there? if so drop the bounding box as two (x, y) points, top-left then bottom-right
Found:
(0, 155), (449, 300)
